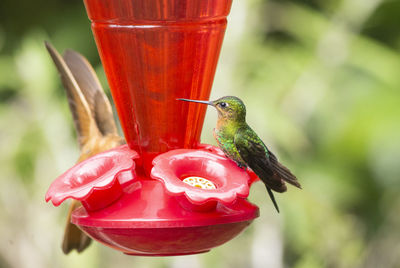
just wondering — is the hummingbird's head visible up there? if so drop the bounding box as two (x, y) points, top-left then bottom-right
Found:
(211, 96), (246, 121)
(178, 96), (246, 122)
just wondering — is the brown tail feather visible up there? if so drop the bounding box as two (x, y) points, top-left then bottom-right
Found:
(62, 201), (92, 254)
(273, 162), (301, 189)
(267, 177), (287, 193)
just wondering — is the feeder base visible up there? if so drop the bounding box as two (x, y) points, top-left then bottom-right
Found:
(124, 250), (209, 257)
(72, 180), (259, 256)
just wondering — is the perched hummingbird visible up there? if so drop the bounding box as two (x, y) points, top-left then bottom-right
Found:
(178, 96), (301, 212)
(45, 42), (125, 254)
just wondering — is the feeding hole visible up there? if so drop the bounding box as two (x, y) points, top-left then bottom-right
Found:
(182, 176), (216, 190)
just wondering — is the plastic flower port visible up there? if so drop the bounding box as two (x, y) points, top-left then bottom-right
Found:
(151, 147), (251, 211)
(45, 145), (139, 211)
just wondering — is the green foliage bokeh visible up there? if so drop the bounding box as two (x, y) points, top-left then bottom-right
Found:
(0, 0), (399, 267)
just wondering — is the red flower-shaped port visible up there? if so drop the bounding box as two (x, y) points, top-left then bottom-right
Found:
(45, 145), (139, 211)
(151, 147), (251, 211)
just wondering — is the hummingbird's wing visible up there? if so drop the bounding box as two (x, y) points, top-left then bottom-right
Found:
(45, 42), (101, 148)
(234, 127), (287, 192)
(235, 127), (300, 212)
(63, 49), (119, 136)
(234, 128), (283, 212)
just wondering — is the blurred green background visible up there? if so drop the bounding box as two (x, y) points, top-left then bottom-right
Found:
(1, 0), (400, 267)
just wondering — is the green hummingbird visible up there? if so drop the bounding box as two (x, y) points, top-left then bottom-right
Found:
(178, 96), (301, 212)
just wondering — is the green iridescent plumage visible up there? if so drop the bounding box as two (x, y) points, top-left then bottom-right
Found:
(178, 96), (301, 212)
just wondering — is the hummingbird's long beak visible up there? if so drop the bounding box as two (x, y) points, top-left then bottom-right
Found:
(177, 98), (214, 106)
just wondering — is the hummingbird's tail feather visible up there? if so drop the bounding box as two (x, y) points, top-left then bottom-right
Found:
(62, 201), (92, 254)
(272, 161), (301, 189)
(266, 186), (280, 213)
(268, 151), (301, 189)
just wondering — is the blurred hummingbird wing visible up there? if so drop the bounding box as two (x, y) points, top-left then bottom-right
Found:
(62, 49), (118, 136)
(45, 41), (100, 148)
(234, 127), (287, 192)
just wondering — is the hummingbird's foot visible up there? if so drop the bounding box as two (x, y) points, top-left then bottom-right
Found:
(236, 162), (247, 170)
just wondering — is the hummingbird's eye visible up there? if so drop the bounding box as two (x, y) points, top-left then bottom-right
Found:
(219, 102), (227, 108)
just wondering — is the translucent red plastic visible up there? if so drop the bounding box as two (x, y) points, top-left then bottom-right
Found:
(85, 0), (233, 174)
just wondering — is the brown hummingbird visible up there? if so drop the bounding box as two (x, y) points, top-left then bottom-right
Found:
(45, 42), (125, 254)
(178, 96), (301, 212)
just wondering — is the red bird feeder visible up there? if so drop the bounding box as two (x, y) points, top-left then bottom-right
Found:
(46, 0), (260, 256)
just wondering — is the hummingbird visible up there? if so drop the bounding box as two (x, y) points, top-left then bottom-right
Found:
(178, 96), (301, 212)
(45, 42), (125, 254)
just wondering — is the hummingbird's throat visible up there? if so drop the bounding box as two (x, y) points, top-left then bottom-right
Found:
(216, 116), (245, 134)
